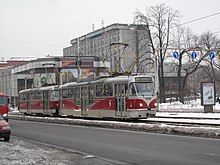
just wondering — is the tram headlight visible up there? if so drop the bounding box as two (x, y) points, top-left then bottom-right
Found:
(149, 99), (157, 108)
(139, 103), (143, 107)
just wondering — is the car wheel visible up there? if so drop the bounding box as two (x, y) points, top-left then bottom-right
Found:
(4, 136), (10, 142)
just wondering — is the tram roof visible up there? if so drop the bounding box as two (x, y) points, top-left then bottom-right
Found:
(60, 75), (153, 88)
(19, 85), (59, 94)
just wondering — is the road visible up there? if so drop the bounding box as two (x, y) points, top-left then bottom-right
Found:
(10, 119), (220, 165)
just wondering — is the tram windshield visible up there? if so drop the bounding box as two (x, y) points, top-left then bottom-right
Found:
(130, 82), (154, 96)
(50, 90), (59, 100)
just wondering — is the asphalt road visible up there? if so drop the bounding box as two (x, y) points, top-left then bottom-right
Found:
(10, 120), (220, 165)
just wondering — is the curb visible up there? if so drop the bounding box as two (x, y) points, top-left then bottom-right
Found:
(9, 115), (220, 139)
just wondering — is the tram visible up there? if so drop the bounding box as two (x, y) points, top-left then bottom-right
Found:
(0, 93), (10, 119)
(59, 74), (158, 119)
(18, 75), (158, 119)
(18, 85), (59, 116)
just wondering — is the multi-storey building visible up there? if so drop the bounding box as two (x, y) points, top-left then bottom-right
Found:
(63, 23), (151, 74)
(0, 56), (109, 107)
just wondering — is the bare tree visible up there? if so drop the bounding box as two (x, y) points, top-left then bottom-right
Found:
(134, 4), (180, 102)
(171, 30), (220, 102)
(197, 31), (220, 81)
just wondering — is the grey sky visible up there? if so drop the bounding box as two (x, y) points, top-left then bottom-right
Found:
(0, 0), (220, 59)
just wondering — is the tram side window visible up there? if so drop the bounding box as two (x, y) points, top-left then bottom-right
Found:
(74, 87), (81, 105)
(68, 88), (74, 98)
(104, 84), (113, 96)
(62, 89), (68, 99)
(50, 90), (59, 100)
(89, 85), (95, 104)
(34, 91), (41, 100)
(96, 85), (103, 97)
(20, 93), (26, 101)
(38, 91), (43, 99)
(0, 96), (6, 105)
(30, 93), (34, 100)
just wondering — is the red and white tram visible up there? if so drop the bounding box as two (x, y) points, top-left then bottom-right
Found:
(18, 75), (158, 119)
(0, 93), (10, 121)
(59, 75), (158, 119)
(19, 85), (59, 116)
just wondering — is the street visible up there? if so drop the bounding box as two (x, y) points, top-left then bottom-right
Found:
(10, 119), (220, 165)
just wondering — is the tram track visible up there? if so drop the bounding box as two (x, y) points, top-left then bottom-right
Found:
(145, 116), (220, 127)
(145, 119), (220, 128)
(9, 113), (220, 127)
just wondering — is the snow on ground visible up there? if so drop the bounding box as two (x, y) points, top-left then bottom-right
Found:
(0, 137), (120, 165)
(159, 99), (220, 113)
(156, 112), (220, 119)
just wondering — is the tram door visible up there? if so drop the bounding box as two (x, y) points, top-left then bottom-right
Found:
(43, 91), (50, 114)
(115, 83), (126, 117)
(81, 86), (89, 116)
(26, 93), (31, 114)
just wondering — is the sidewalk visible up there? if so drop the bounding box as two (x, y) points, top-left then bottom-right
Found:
(0, 137), (121, 165)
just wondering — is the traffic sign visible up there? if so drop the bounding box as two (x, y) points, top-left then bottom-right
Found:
(209, 51), (216, 60)
(173, 51), (179, 59)
(191, 51), (197, 59)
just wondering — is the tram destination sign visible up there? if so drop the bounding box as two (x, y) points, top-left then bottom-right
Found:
(135, 77), (153, 82)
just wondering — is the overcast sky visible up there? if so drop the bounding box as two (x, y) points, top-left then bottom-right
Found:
(0, 0), (220, 59)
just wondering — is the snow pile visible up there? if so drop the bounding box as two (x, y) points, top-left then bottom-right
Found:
(156, 112), (220, 119)
(159, 100), (220, 112)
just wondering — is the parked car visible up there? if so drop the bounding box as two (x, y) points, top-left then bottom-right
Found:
(0, 115), (10, 141)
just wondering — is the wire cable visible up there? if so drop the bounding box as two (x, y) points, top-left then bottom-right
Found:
(179, 11), (220, 26)
(0, 38), (62, 47)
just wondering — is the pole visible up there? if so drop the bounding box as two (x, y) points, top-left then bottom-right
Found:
(135, 27), (139, 73)
(77, 38), (81, 79)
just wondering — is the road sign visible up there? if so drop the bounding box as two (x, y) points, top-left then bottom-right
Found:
(209, 51), (216, 60)
(191, 51), (197, 59)
(173, 51), (179, 59)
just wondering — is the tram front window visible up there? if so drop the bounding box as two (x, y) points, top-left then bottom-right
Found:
(130, 83), (154, 96)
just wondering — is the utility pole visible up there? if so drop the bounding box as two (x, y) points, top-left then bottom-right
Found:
(135, 26), (139, 73)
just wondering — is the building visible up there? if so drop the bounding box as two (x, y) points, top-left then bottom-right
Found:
(0, 56), (109, 107)
(63, 23), (151, 74)
(0, 57), (36, 107)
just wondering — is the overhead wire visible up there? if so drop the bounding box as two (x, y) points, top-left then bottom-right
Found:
(179, 11), (220, 26)
(0, 38), (62, 47)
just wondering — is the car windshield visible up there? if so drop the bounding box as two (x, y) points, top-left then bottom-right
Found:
(0, 96), (7, 105)
(130, 82), (154, 96)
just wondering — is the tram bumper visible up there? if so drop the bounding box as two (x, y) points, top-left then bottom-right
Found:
(127, 110), (156, 119)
